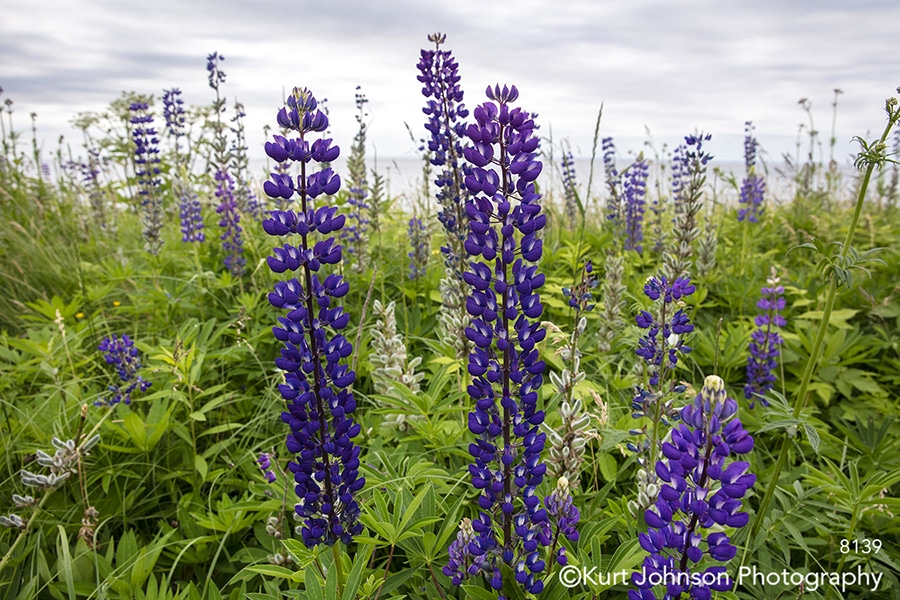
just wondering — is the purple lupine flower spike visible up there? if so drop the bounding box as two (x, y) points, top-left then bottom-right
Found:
(97, 334), (151, 406)
(630, 375), (755, 600)
(215, 169), (246, 276)
(455, 84), (550, 597)
(129, 102), (163, 254)
(263, 87), (363, 548)
(744, 268), (786, 407)
(624, 158), (648, 253)
(738, 121), (766, 223)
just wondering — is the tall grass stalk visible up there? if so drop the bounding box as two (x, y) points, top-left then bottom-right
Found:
(746, 91), (900, 546)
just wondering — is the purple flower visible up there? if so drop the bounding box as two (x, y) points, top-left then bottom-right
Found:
(162, 88), (185, 139)
(407, 216), (429, 279)
(602, 137), (622, 224)
(635, 276), (695, 389)
(129, 102), (163, 254)
(455, 84), (550, 596)
(561, 149), (579, 227)
(744, 270), (786, 407)
(543, 477), (580, 567)
(97, 334), (151, 406)
(738, 122), (766, 223)
(418, 32), (470, 274)
(630, 376), (754, 600)
(257, 453), (277, 483)
(215, 169), (245, 276)
(263, 87), (363, 548)
(624, 158), (648, 253)
(179, 187), (205, 243)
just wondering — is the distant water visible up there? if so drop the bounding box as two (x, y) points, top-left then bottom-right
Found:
(253, 155), (864, 214)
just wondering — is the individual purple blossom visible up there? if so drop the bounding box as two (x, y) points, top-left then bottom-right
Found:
(737, 123), (766, 223)
(407, 215), (429, 279)
(215, 169), (245, 276)
(97, 334), (151, 406)
(630, 376), (754, 600)
(561, 260), (597, 313)
(263, 86), (363, 548)
(130, 102), (163, 254)
(624, 158), (648, 253)
(744, 269), (786, 407)
(257, 453), (277, 483)
(456, 84), (550, 597)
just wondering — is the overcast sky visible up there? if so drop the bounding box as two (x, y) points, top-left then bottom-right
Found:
(3, 0), (899, 184)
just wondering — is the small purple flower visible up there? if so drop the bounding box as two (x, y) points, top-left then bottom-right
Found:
(561, 149), (579, 227)
(215, 169), (245, 276)
(97, 334), (151, 406)
(407, 215), (429, 279)
(543, 477), (580, 567)
(603, 137), (622, 224)
(263, 87), (363, 548)
(130, 102), (163, 254)
(744, 269), (786, 407)
(630, 376), (754, 600)
(443, 518), (486, 586)
(738, 122), (766, 223)
(624, 158), (648, 253)
(635, 276), (695, 389)
(162, 88), (185, 139)
(257, 453), (277, 483)
(179, 187), (205, 243)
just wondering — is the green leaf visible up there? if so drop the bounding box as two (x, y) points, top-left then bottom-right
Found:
(55, 526), (76, 600)
(194, 455), (208, 482)
(598, 453), (618, 482)
(341, 545), (373, 600)
(304, 566), (325, 600)
(460, 585), (497, 600)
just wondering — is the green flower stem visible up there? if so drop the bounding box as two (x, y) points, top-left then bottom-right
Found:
(747, 96), (899, 545)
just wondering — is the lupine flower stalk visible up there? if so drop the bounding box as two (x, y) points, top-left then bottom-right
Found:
(342, 87), (370, 272)
(456, 84), (550, 596)
(630, 375), (754, 600)
(162, 88), (186, 154)
(663, 134), (712, 280)
(80, 146), (111, 233)
(369, 299), (424, 430)
(596, 254), (626, 353)
(603, 136), (623, 228)
(543, 476), (580, 569)
(560, 148), (579, 228)
(546, 261), (598, 488)
(407, 215), (430, 279)
(629, 276), (696, 516)
(231, 100), (263, 219)
(129, 102), (163, 254)
(744, 267), (786, 407)
(163, 87), (205, 244)
(215, 169), (246, 276)
(737, 122), (766, 223)
(694, 218), (718, 278)
(262, 86), (364, 548)
(418, 32), (472, 359)
(624, 157), (649, 253)
(97, 334), (152, 406)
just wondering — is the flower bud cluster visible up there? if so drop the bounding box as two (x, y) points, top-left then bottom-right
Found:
(369, 299), (425, 431)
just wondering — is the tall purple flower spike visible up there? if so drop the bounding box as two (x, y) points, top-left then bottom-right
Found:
(454, 84), (550, 598)
(262, 87), (364, 548)
(631, 375), (755, 600)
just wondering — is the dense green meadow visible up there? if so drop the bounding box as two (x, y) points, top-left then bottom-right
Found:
(1, 66), (900, 600)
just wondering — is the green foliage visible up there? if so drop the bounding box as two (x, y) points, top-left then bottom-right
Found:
(2, 85), (900, 600)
